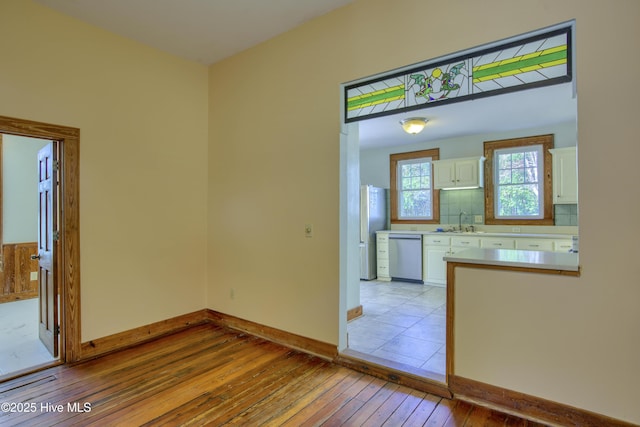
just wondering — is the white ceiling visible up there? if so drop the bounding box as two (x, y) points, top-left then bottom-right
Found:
(34, 0), (355, 64)
(34, 0), (577, 149)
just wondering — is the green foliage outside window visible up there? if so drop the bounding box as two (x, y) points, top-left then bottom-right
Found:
(496, 148), (542, 218)
(399, 160), (432, 219)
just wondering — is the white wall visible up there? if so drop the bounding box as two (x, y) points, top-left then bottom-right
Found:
(2, 135), (48, 243)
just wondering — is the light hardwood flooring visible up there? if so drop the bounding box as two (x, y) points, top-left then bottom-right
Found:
(0, 324), (542, 426)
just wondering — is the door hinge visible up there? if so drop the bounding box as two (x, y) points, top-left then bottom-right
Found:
(53, 230), (60, 241)
(55, 325), (60, 336)
(53, 160), (60, 171)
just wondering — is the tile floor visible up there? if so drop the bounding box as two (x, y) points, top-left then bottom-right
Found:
(347, 280), (446, 379)
(0, 298), (57, 377)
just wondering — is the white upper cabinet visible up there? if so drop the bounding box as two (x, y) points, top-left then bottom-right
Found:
(550, 146), (578, 204)
(433, 157), (485, 190)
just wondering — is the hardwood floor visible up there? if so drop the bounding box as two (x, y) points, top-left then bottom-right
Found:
(0, 324), (543, 426)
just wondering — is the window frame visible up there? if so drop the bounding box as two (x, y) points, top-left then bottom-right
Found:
(484, 134), (554, 225)
(390, 148), (440, 224)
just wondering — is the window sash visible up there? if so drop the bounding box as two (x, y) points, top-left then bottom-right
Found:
(397, 157), (433, 220)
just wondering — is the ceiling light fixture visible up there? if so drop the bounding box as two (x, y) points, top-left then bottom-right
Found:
(399, 117), (428, 134)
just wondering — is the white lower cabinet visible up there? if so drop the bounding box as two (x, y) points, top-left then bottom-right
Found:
(515, 238), (554, 251)
(382, 232), (576, 286)
(423, 236), (450, 286)
(450, 236), (481, 250)
(376, 233), (390, 280)
(553, 239), (573, 252)
(423, 235), (481, 286)
(481, 237), (516, 249)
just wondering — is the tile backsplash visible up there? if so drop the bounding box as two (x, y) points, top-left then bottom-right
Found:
(439, 189), (484, 226)
(438, 188), (578, 227)
(554, 204), (578, 226)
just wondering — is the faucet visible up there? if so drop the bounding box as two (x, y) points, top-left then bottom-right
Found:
(459, 211), (467, 232)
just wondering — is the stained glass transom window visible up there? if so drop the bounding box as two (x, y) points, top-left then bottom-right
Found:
(345, 26), (571, 122)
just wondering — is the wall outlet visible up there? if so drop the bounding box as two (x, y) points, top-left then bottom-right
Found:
(512, 227), (521, 232)
(30, 271), (38, 281)
(474, 215), (483, 223)
(230, 288), (235, 300)
(305, 223), (313, 238)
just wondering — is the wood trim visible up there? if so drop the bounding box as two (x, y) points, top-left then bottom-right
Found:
(205, 309), (338, 361)
(450, 375), (637, 427)
(390, 148), (440, 225)
(42, 302), (640, 426)
(0, 135), (3, 277)
(80, 310), (209, 360)
(446, 261), (456, 382)
(78, 308), (338, 362)
(347, 304), (362, 321)
(446, 261), (580, 387)
(0, 115), (81, 362)
(446, 261), (589, 424)
(484, 134), (554, 226)
(337, 349), (452, 399)
(447, 260), (580, 278)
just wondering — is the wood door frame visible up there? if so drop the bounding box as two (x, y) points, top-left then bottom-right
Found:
(0, 115), (81, 363)
(0, 135), (3, 277)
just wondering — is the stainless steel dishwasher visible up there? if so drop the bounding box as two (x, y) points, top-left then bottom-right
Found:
(389, 234), (423, 283)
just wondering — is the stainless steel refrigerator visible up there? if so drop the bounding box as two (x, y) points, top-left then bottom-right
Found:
(359, 185), (388, 280)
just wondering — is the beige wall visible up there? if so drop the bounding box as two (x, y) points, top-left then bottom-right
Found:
(208, 0), (640, 423)
(2, 0), (639, 423)
(0, 1), (209, 341)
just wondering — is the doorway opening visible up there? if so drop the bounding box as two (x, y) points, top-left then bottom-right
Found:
(0, 134), (59, 376)
(338, 121), (448, 392)
(0, 115), (81, 381)
(338, 22), (577, 394)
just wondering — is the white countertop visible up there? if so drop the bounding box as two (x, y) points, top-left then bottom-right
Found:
(443, 248), (579, 272)
(377, 230), (575, 239)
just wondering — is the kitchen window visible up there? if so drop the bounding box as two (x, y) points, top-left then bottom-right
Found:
(484, 135), (553, 225)
(390, 148), (440, 224)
